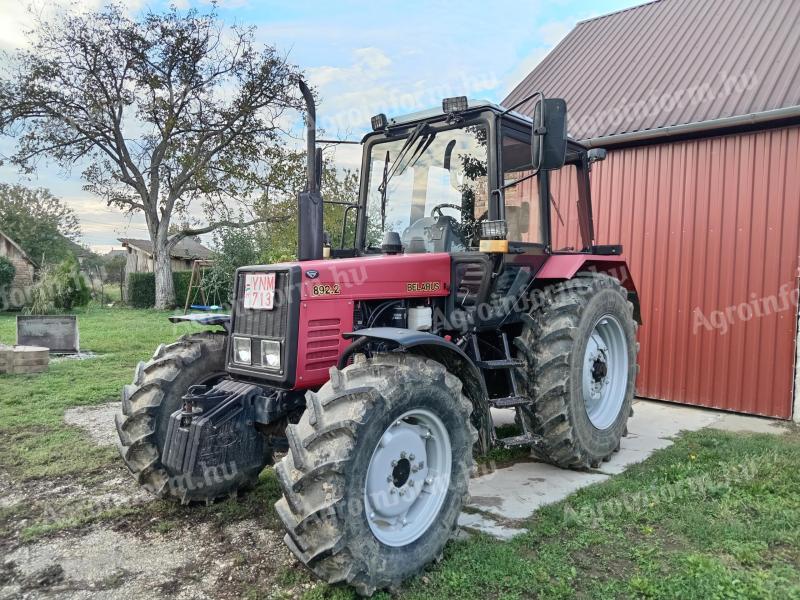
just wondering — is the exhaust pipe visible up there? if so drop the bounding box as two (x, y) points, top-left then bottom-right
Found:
(297, 79), (324, 261)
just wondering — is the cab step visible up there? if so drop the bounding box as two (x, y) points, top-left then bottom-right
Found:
(489, 396), (531, 409)
(475, 359), (524, 370)
(498, 432), (542, 447)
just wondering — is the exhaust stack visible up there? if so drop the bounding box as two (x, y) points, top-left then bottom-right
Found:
(297, 80), (324, 261)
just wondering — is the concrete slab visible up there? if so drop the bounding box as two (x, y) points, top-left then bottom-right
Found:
(457, 512), (527, 540)
(707, 411), (788, 435)
(467, 462), (608, 520)
(464, 398), (788, 539)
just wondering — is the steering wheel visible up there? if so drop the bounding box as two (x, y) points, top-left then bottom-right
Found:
(431, 203), (463, 219)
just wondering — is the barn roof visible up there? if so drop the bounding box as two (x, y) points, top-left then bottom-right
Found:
(504, 0), (800, 144)
(118, 238), (213, 260)
(0, 229), (36, 267)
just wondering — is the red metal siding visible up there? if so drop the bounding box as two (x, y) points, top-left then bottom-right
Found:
(551, 125), (800, 418)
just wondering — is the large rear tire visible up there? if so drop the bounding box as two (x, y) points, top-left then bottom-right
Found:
(275, 353), (477, 596)
(116, 331), (269, 503)
(515, 273), (639, 469)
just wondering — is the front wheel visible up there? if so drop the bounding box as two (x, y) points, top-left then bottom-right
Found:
(275, 353), (477, 596)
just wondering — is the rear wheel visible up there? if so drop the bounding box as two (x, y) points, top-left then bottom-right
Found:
(275, 353), (477, 596)
(515, 273), (638, 468)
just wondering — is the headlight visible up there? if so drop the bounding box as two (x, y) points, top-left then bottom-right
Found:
(261, 339), (281, 370)
(233, 336), (252, 365)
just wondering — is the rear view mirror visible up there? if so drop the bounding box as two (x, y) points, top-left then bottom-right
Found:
(532, 98), (568, 171)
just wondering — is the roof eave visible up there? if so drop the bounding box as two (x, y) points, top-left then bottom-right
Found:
(583, 106), (800, 148)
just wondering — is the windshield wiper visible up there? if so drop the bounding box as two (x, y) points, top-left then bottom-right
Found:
(377, 123), (430, 229)
(379, 150), (390, 231)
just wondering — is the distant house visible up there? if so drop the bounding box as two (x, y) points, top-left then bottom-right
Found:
(118, 237), (212, 301)
(0, 229), (37, 308)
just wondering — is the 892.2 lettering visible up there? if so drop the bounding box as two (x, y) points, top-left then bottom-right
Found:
(311, 283), (341, 296)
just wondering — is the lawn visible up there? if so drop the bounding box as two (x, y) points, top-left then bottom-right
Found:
(0, 305), (199, 479)
(1, 307), (799, 599)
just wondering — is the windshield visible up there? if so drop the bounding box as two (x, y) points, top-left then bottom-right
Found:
(365, 124), (488, 252)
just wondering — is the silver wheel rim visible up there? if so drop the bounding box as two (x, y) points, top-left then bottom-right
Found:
(364, 408), (452, 547)
(582, 314), (629, 430)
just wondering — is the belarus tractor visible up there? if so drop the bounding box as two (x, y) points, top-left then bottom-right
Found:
(116, 82), (640, 595)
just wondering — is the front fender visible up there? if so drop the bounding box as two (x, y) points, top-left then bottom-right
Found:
(168, 313), (231, 332)
(341, 327), (491, 454)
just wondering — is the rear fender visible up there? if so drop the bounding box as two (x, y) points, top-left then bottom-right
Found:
(341, 327), (491, 454)
(536, 255), (641, 324)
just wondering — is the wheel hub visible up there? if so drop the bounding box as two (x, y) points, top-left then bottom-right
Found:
(364, 409), (451, 547)
(582, 315), (629, 430)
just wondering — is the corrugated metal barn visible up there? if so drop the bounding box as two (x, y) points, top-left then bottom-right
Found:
(505, 0), (800, 419)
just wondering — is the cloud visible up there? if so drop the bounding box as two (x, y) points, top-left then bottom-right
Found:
(0, 0), (147, 52)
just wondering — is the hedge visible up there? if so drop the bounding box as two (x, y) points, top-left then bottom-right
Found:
(127, 271), (193, 308)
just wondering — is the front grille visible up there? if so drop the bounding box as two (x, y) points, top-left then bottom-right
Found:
(228, 267), (300, 385)
(233, 271), (290, 339)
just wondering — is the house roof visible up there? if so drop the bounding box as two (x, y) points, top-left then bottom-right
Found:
(118, 237), (213, 260)
(504, 0), (800, 143)
(0, 229), (36, 267)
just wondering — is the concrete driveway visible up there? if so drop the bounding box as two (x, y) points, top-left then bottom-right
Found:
(459, 399), (787, 539)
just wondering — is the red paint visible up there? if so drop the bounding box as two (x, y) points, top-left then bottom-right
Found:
(536, 255), (636, 293)
(295, 298), (354, 388)
(293, 252), (451, 388)
(298, 253), (451, 300)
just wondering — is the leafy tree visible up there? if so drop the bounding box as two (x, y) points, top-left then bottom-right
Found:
(0, 3), (304, 308)
(203, 228), (261, 305)
(0, 256), (15, 288)
(252, 147), (361, 262)
(0, 184), (80, 264)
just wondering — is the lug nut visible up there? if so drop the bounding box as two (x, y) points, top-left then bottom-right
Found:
(390, 488), (396, 495)
(391, 460), (398, 467)
(425, 477), (433, 486)
(408, 480), (415, 487)
(400, 451), (407, 459)
(409, 454), (415, 461)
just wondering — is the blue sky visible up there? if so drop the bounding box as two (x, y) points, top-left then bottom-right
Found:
(0, 0), (641, 251)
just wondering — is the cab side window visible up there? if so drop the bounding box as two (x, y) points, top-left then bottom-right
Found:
(501, 129), (543, 244)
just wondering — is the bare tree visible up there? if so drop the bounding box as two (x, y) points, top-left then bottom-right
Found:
(0, 4), (304, 307)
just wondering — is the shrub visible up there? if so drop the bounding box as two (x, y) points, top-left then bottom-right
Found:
(127, 270), (194, 308)
(204, 228), (260, 305)
(25, 255), (90, 314)
(0, 256), (16, 288)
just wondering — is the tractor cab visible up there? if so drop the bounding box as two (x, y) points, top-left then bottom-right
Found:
(317, 96), (609, 263)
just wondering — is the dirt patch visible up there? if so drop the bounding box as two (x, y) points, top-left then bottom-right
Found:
(1, 465), (309, 599)
(64, 403), (120, 447)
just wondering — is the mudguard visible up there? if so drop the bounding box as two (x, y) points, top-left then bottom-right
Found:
(168, 313), (231, 332)
(342, 327), (492, 454)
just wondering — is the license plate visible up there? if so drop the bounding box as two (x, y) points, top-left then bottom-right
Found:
(243, 272), (276, 310)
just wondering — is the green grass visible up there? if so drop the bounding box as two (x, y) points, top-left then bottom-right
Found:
(0, 306), (203, 479)
(347, 428), (798, 600)
(2, 307), (799, 598)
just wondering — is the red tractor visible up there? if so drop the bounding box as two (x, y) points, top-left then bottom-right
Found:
(116, 83), (640, 595)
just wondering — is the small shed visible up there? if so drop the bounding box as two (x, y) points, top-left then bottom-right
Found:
(0, 229), (37, 308)
(118, 237), (212, 302)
